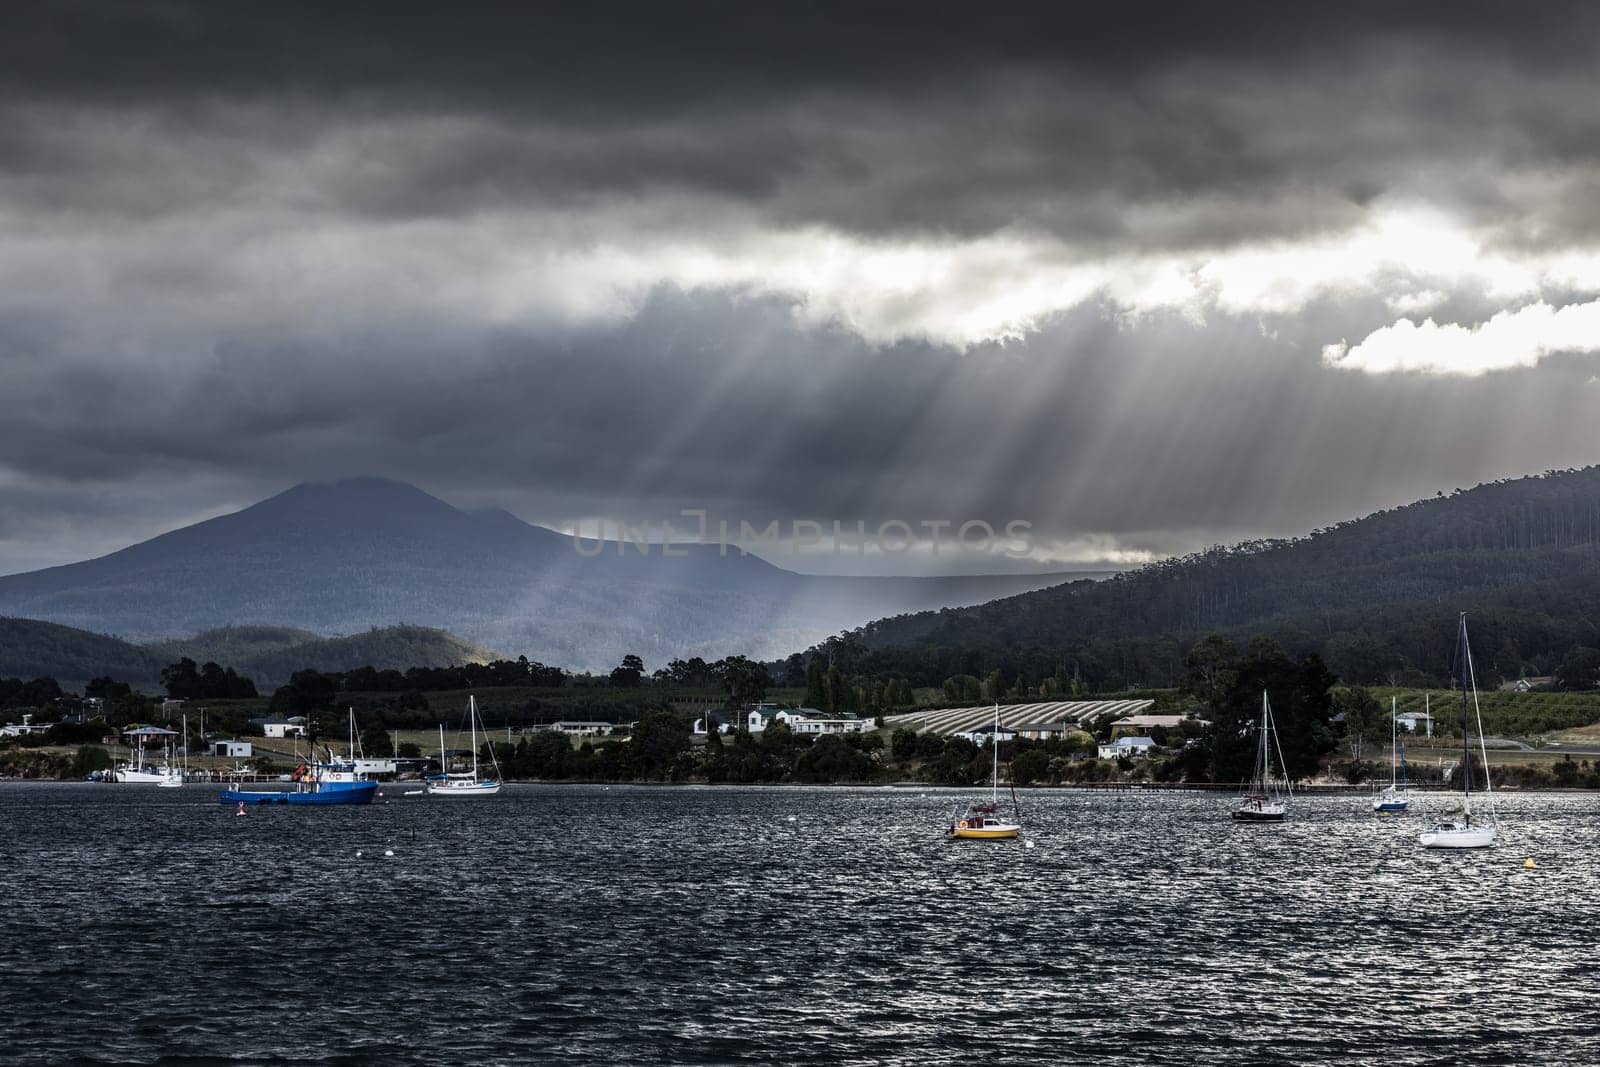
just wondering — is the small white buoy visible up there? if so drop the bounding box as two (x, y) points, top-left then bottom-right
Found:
(384, 849), (395, 858)
(355, 850), (364, 858)
(377, 791), (384, 798)
(1024, 840), (1035, 850)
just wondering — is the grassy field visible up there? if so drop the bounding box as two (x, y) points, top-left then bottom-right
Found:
(1384, 741), (1595, 770)
(1366, 686), (1600, 739)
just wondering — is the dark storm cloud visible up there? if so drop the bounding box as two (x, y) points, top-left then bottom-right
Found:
(4, 1), (1600, 248)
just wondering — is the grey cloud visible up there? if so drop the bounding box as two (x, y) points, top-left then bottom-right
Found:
(3, 288), (1596, 574)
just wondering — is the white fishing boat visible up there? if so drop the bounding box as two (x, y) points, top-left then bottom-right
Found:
(946, 704), (1021, 840)
(1232, 691), (1290, 822)
(1370, 697), (1408, 812)
(111, 725), (181, 784)
(427, 696), (503, 797)
(1420, 613), (1498, 849)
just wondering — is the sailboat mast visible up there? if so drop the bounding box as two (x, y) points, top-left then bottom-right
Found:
(991, 703), (999, 804)
(1458, 613), (1472, 822)
(1259, 691), (1269, 790)
(1391, 696), (1398, 786)
(470, 696), (479, 778)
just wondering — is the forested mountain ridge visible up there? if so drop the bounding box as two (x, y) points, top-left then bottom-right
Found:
(842, 467), (1600, 689)
(0, 619), (498, 689)
(0, 617), (164, 686)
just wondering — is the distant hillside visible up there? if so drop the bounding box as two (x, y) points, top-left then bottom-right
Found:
(0, 617), (161, 686)
(0, 618), (497, 690)
(0, 477), (1079, 670)
(842, 467), (1600, 689)
(224, 625), (499, 685)
(145, 625), (323, 669)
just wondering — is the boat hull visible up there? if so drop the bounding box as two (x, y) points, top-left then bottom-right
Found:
(220, 780), (378, 806)
(111, 768), (176, 784)
(426, 781), (502, 796)
(1231, 807), (1286, 822)
(1419, 824), (1496, 848)
(947, 824), (1020, 840)
(1372, 800), (1409, 812)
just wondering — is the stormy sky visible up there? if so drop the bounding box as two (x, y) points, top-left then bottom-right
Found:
(3, 1), (1599, 575)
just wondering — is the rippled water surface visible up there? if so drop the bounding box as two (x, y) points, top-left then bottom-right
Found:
(2, 783), (1597, 1064)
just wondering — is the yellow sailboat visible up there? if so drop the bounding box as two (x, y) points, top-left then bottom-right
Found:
(946, 704), (1022, 841)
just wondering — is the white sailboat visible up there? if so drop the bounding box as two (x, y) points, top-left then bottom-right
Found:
(1370, 697), (1408, 812)
(427, 695), (503, 797)
(1232, 691), (1290, 822)
(1420, 613), (1497, 848)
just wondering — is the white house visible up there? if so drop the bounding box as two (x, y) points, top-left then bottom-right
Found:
(695, 705), (875, 737)
(1098, 735), (1158, 760)
(1013, 721), (1072, 741)
(1395, 711), (1433, 736)
(745, 702), (782, 732)
(773, 708), (874, 735)
(955, 724), (1018, 745)
(261, 719), (308, 739)
(212, 739), (253, 758)
(547, 720), (612, 736)
(0, 714), (50, 738)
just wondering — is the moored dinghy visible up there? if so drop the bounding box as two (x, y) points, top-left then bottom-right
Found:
(1420, 613), (1497, 849)
(1232, 691), (1290, 822)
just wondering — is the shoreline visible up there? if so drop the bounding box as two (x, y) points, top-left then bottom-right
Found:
(6, 776), (1600, 794)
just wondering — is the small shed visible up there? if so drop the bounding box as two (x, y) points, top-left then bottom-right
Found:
(212, 739), (253, 758)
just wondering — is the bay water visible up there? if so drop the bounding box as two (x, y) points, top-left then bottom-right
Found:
(1, 783), (1594, 1064)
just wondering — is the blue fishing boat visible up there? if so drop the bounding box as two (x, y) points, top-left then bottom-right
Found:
(220, 759), (378, 806)
(219, 711), (377, 806)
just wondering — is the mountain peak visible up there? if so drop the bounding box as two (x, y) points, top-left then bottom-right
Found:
(255, 476), (461, 520)
(278, 475), (439, 498)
